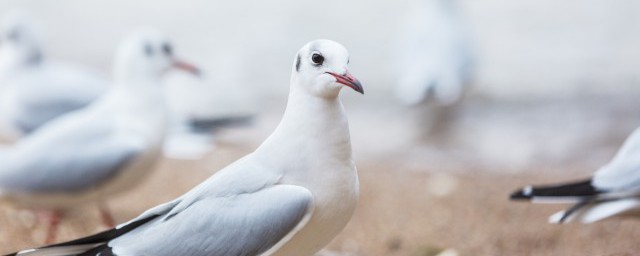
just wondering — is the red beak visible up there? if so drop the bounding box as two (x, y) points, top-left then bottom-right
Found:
(172, 59), (201, 76)
(327, 71), (364, 94)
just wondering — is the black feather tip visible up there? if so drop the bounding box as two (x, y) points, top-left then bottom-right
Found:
(510, 179), (600, 201)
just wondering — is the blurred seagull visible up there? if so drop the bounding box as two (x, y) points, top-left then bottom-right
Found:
(8, 39), (363, 256)
(511, 127), (640, 224)
(0, 10), (108, 138)
(0, 29), (199, 244)
(395, 0), (473, 106)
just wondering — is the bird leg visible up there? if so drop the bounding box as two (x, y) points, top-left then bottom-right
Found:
(98, 203), (115, 228)
(39, 209), (62, 244)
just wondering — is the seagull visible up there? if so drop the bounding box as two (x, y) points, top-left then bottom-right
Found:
(8, 39), (364, 256)
(395, 0), (474, 106)
(511, 127), (640, 224)
(0, 29), (199, 244)
(0, 10), (109, 138)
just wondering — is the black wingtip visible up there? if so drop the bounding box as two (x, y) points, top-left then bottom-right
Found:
(5, 214), (159, 256)
(510, 186), (534, 200)
(509, 178), (600, 201)
(78, 244), (114, 256)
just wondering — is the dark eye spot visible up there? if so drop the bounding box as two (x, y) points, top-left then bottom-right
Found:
(162, 43), (173, 56)
(311, 53), (324, 66)
(144, 43), (153, 56)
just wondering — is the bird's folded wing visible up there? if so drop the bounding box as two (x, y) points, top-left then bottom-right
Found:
(12, 98), (91, 134)
(109, 184), (313, 256)
(593, 158), (640, 192)
(0, 128), (144, 193)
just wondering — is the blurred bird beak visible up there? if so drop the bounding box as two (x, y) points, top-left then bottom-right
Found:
(327, 71), (364, 94)
(172, 59), (201, 77)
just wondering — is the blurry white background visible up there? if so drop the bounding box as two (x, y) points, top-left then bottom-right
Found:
(1, 0), (639, 171)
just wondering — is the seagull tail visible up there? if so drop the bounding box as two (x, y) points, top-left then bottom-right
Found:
(76, 244), (114, 256)
(510, 178), (601, 203)
(8, 244), (102, 256)
(6, 215), (158, 256)
(188, 115), (254, 134)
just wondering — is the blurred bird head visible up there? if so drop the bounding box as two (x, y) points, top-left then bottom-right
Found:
(291, 39), (363, 98)
(0, 10), (43, 66)
(114, 28), (200, 84)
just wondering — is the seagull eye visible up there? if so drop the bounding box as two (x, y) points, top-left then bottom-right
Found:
(311, 53), (324, 65)
(162, 43), (173, 56)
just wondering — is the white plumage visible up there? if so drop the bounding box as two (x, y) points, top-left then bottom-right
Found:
(11, 39), (363, 256)
(511, 127), (640, 223)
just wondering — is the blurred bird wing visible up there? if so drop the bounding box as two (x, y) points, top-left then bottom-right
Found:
(593, 155), (640, 192)
(8, 63), (108, 132)
(110, 184), (314, 255)
(592, 128), (640, 191)
(0, 113), (145, 193)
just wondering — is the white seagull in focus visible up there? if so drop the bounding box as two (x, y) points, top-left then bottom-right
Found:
(395, 0), (474, 106)
(511, 127), (640, 224)
(0, 10), (109, 139)
(0, 29), (199, 244)
(9, 39), (363, 256)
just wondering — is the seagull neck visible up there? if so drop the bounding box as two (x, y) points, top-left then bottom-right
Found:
(110, 81), (168, 143)
(258, 88), (353, 166)
(111, 78), (167, 130)
(115, 72), (162, 86)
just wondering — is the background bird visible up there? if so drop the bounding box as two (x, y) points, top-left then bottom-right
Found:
(0, 10), (108, 139)
(8, 39), (363, 256)
(511, 127), (640, 224)
(0, 10), (248, 160)
(394, 0), (474, 106)
(0, 29), (199, 244)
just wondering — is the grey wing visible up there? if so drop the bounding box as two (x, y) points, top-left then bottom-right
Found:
(11, 71), (106, 133)
(110, 185), (313, 256)
(0, 116), (144, 193)
(12, 97), (93, 133)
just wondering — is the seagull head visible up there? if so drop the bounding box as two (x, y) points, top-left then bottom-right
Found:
(0, 10), (43, 66)
(291, 39), (363, 98)
(114, 28), (200, 83)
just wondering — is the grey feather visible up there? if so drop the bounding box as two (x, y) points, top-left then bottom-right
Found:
(109, 185), (312, 256)
(13, 98), (93, 134)
(0, 109), (143, 193)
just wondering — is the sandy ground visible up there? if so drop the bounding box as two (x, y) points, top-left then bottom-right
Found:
(1, 133), (640, 256)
